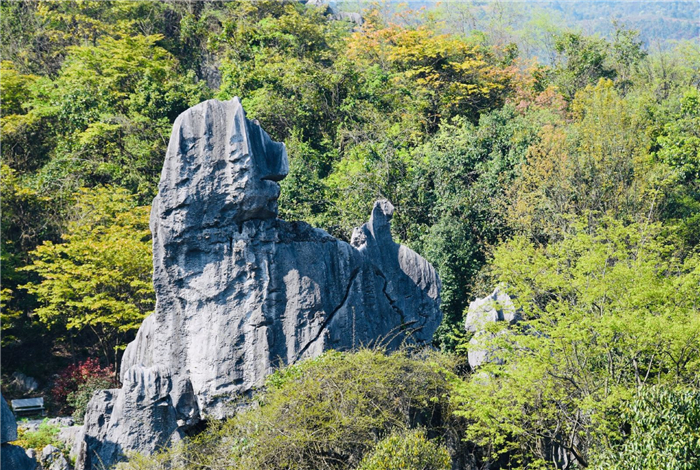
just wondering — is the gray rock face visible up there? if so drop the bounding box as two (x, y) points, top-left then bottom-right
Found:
(77, 98), (442, 469)
(42, 444), (60, 461)
(2, 395), (17, 443)
(75, 371), (183, 470)
(333, 11), (364, 25)
(465, 286), (521, 369)
(42, 445), (70, 470)
(47, 417), (75, 428)
(49, 455), (71, 470)
(17, 419), (42, 434)
(57, 425), (82, 459)
(465, 285), (519, 333)
(1, 394), (39, 470)
(2, 444), (38, 470)
(9, 372), (39, 394)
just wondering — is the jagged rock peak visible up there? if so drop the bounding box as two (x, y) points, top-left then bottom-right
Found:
(155, 97), (288, 233)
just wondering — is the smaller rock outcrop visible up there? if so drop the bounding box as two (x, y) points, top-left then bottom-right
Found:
(75, 369), (184, 470)
(47, 417), (74, 428)
(465, 286), (521, 369)
(1, 394), (39, 470)
(41, 444), (71, 470)
(303, 0), (363, 25)
(9, 372), (39, 394)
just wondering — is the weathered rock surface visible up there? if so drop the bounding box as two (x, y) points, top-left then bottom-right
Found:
(465, 286), (521, 369)
(17, 419), (43, 434)
(75, 372), (183, 470)
(48, 417), (75, 428)
(2, 444), (39, 470)
(49, 455), (71, 470)
(1, 394), (39, 470)
(304, 0), (364, 25)
(57, 425), (83, 459)
(42, 444), (71, 470)
(9, 372), (39, 394)
(2, 394), (18, 443)
(465, 285), (520, 333)
(77, 98), (442, 469)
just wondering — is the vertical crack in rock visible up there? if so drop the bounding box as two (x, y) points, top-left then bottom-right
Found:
(293, 266), (361, 363)
(77, 98), (443, 470)
(375, 268), (406, 324)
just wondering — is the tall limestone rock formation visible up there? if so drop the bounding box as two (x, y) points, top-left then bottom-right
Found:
(76, 98), (442, 469)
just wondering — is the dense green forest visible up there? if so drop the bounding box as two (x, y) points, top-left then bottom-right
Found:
(1, 1), (699, 468)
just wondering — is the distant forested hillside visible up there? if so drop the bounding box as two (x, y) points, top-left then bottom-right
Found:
(1, 1), (699, 468)
(338, 1), (699, 59)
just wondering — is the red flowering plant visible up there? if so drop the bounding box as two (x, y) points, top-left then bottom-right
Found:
(51, 358), (117, 417)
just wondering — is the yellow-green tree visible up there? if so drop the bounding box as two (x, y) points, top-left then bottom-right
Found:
(21, 186), (154, 366)
(508, 79), (665, 243)
(346, 10), (512, 134)
(453, 217), (700, 467)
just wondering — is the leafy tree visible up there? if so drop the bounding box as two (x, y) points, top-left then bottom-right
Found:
(20, 186), (154, 366)
(216, 1), (349, 152)
(508, 79), (662, 243)
(24, 34), (210, 201)
(654, 90), (700, 246)
(453, 218), (700, 467)
(608, 26), (647, 92)
(552, 27), (646, 101)
(346, 11), (513, 133)
(403, 105), (554, 348)
(591, 386), (700, 470)
(1, 164), (59, 376)
(553, 32), (616, 101)
(0, 61), (50, 174)
(0, 1), (197, 77)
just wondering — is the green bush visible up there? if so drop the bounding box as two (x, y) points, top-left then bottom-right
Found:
(120, 348), (466, 470)
(357, 429), (451, 470)
(14, 419), (65, 453)
(224, 349), (461, 469)
(67, 375), (115, 424)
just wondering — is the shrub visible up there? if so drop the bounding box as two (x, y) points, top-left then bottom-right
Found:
(67, 375), (116, 423)
(224, 348), (462, 469)
(14, 419), (64, 453)
(120, 348), (466, 470)
(357, 429), (451, 470)
(51, 358), (115, 414)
